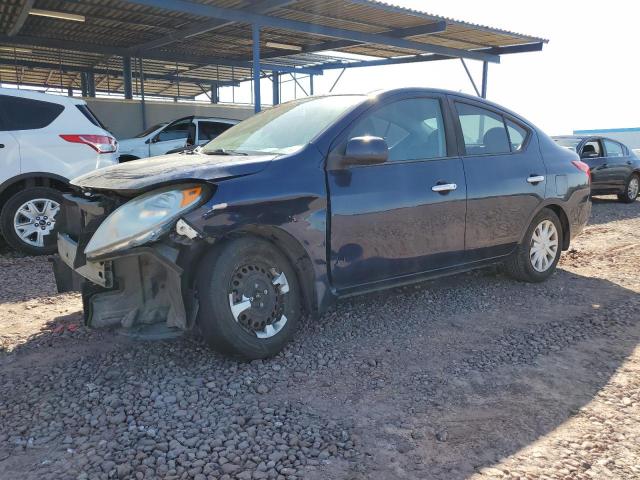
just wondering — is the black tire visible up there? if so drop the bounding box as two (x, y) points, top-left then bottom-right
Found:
(617, 173), (639, 203)
(503, 208), (563, 283)
(0, 187), (64, 256)
(196, 236), (301, 360)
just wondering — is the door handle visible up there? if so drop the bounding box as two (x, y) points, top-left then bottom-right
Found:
(431, 183), (457, 193)
(526, 175), (545, 184)
(0, 144), (4, 148)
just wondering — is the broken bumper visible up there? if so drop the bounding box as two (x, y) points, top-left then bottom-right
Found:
(52, 194), (194, 331)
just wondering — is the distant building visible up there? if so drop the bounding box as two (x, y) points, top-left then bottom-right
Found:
(573, 127), (640, 149)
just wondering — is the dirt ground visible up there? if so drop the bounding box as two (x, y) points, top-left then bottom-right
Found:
(0, 197), (639, 480)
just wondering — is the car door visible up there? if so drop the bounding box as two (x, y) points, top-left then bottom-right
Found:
(451, 98), (546, 261)
(602, 138), (632, 189)
(0, 130), (20, 183)
(197, 121), (233, 145)
(579, 138), (611, 190)
(327, 95), (467, 291)
(149, 118), (193, 156)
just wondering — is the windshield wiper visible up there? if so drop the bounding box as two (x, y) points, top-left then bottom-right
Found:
(204, 148), (248, 156)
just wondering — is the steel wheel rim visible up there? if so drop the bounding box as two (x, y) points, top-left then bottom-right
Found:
(529, 220), (559, 273)
(628, 177), (639, 200)
(227, 263), (289, 339)
(13, 198), (60, 248)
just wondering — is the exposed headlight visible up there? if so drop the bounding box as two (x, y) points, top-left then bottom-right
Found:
(84, 184), (206, 259)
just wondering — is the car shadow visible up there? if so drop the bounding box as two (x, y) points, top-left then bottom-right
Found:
(1, 268), (638, 480)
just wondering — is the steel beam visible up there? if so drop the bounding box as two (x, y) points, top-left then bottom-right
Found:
(272, 72), (280, 105)
(298, 21), (447, 54)
(481, 61), (488, 99)
(87, 70), (96, 97)
(253, 24), (261, 113)
(123, 56), (133, 99)
(0, 35), (324, 75)
(460, 59), (480, 97)
(138, 57), (147, 128)
(120, 0), (500, 63)
(0, 58), (241, 87)
(129, 0), (295, 53)
(6, 0), (35, 36)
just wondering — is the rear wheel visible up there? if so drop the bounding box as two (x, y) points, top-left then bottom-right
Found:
(618, 173), (639, 203)
(197, 236), (301, 360)
(0, 187), (63, 255)
(504, 208), (563, 283)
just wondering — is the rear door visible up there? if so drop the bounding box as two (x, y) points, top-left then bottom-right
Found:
(149, 118), (193, 156)
(580, 138), (613, 190)
(0, 124), (20, 184)
(602, 138), (633, 189)
(197, 121), (233, 145)
(327, 95), (467, 291)
(451, 97), (546, 260)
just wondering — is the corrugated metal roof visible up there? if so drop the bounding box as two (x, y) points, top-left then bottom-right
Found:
(0, 0), (546, 96)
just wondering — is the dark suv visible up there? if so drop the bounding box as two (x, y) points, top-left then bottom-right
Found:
(53, 89), (591, 359)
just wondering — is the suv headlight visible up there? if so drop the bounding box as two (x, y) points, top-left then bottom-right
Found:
(85, 184), (206, 259)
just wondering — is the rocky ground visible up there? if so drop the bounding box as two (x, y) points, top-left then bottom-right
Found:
(0, 197), (639, 480)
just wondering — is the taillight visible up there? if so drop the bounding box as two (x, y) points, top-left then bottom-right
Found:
(60, 134), (117, 154)
(571, 159), (591, 183)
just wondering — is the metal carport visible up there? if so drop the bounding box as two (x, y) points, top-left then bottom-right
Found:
(0, 0), (547, 113)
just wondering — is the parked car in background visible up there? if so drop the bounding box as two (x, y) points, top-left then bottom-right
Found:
(117, 116), (238, 161)
(54, 89), (591, 359)
(553, 135), (640, 202)
(0, 88), (118, 255)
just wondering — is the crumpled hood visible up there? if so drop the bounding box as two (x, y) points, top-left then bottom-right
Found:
(71, 152), (275, 194)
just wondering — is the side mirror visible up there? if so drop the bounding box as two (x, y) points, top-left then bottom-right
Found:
(342, 136), (388, 166)
(581, 151), (598, 159)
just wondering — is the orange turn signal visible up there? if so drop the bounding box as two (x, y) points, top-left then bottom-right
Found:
(180, 186), (202, 207)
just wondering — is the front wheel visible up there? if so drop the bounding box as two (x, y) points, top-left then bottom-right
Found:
(197, 236), (301, 360)
(618, 174), (639, 203)
(0, 187), (63, 255)
(503, 208), (563, 283)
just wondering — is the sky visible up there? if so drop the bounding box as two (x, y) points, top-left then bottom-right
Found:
(267, 0), (640, 135)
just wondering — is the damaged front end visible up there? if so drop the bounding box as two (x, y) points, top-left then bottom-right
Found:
(52, 185), (209, 333)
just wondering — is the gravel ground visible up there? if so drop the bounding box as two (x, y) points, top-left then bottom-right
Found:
(1, 196), (639, 480)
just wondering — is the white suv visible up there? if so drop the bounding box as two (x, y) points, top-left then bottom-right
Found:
(117, 116), (238, 161)
(0, 88), (118, 255)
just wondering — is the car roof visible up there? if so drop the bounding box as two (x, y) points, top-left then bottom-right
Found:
(0, 87), (86, 106)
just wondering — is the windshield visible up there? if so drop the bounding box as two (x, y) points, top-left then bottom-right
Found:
(201, 95), (365, 155)
(134, 123), (167, 138)
(553, 137), (581, 151)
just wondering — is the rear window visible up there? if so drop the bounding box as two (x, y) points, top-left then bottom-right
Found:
(76, 104), (106, 130)
(0, 95), (64, 131)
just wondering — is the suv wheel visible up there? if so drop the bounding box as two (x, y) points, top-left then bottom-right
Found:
(504, 208), (563, 282)
(0, 187), (63, 255)
(197, 236), (301, 360)
(618, 173), (639, 203)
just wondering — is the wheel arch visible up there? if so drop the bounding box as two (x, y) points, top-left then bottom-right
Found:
(118, 154), (141, 163)
(540, 203), (571, 251)
(0, 173), (69, 211)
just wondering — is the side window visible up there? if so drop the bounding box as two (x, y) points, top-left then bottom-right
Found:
(199, 122), (232, 142)
(348, 98), (447, 162)
(156, 119), (192, 142)
(604, 139), (624, 157)
(0, 95), (64, 131)
(581, 140), (602, 157)
(456, 102), (510, 155)
(505, 119), (529, 152)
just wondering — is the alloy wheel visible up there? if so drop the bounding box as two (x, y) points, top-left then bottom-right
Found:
(628, 176), (639, 200)
(13, 198), (60, 248)
(529, 219), (559, 273)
